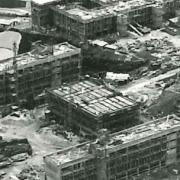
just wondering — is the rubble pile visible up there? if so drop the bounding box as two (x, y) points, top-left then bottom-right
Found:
(148, 81), (180, 117)
(83, 35), (180, 73)
(82, 39), (150, 72)
(121, 37), (180, 79)
(16, 165), (44, 180)
(0, 137), (32, 169)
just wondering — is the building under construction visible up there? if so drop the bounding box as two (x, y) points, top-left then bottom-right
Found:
(44, 114), (180, 180)
(31, 0), (178, 45)
(82, 39), (150, 72)
(46, 80), (139, 136)
(0, 42), (81, 106)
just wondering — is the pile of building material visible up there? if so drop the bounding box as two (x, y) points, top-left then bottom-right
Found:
(0, 136), (32, 169)
(148, 81), (180, 117)
(105, 72), (131, 85)
(16, 165), (44, 180)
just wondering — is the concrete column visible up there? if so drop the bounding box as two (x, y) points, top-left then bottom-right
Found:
(117, 14), (128, 37)
(96, 149), (108, 180)
(152, 5), (164, 29)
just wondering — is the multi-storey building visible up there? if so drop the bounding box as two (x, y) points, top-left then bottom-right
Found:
(31, 0), (178, 45)
(46, 80), (139, 136)
(0, 42), (81, 106)
(44, 114), (180, 180)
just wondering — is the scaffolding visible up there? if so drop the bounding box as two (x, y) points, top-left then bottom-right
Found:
(31, 0), (177, 44)
(0, 42), (81, 106)
(46, 80), (139, 135)
(44, 114), (180, 180)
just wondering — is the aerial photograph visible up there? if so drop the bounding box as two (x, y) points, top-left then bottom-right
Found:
(0, 0), (180, 179)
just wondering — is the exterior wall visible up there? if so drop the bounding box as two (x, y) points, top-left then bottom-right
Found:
(44, 127), (180, 180)
(46, 91), (100, 134)
(31, 1), (55, 30)
(152, 5), (164, 29)
(53, 9), (116, 44)
(163, 0), (176, 19)
(82, 42), (147, 72)
(44, 156), (62, 180)
(47, 88), (139, 135)
(106, 129), (180, 180)
(0, 50), (81, 106)
(61, 158), (97, 180)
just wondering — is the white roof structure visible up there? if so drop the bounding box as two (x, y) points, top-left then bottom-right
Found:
(32, 0), (59, 5)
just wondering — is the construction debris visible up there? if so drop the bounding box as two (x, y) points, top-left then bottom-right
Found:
(105, 72), (131, 85)
(16, 165), (44, 180)
(0, 137), (32, 169)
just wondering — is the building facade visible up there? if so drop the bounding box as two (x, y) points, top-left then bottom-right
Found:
(44, 114), (180, 180)
(46, 80), (139, 136)
(0, 42), (81, 106)
(31, 0), (179, 45)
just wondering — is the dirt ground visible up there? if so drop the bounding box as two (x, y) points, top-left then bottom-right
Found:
(0, 107), (80, 179)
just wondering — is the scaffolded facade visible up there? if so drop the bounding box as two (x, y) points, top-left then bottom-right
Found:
(31, 0), (178, 45)
(46, 80), (139, 135)
(0, 42), (81, 106)
(44, 114), (180, 180)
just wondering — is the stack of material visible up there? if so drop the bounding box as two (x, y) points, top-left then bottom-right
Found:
(82, 40), (148, 72)
(17, 165), (44, 180)
(0, 137), (32, 169)
(105, 72), (130, 85)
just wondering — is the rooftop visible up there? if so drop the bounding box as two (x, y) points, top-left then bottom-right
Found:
(53, 0), (156, 22)
(51, 80), (137, 117)
(0, 42), (80, 72)
(53, 4), (115, 22)
(110, 114), (180, 146)
(46, 114), (180, 166)
(48, 143), (92, 166)
(32, 0), (59, 5)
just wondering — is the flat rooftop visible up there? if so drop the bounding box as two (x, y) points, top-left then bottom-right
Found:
(48, 143), (92, 166)
(32, 0), (59, 5)
(0, 42), (80, 72)
(46, 114), (180, 166)
(0, 8), (29, 16)
(53, 0), (155, 22)
(51, 80), (137, 117)
(54, 4), (115, 22)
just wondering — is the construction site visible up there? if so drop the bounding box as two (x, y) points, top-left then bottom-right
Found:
(0, 41), (81, 107)
(46, 80), (140, 136)
(30, 0), (178, 45)
(44, 114), (180, 180)
(1, 0), (180, 179)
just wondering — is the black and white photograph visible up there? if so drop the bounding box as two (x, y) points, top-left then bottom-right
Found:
(0, 0), (180, 179)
